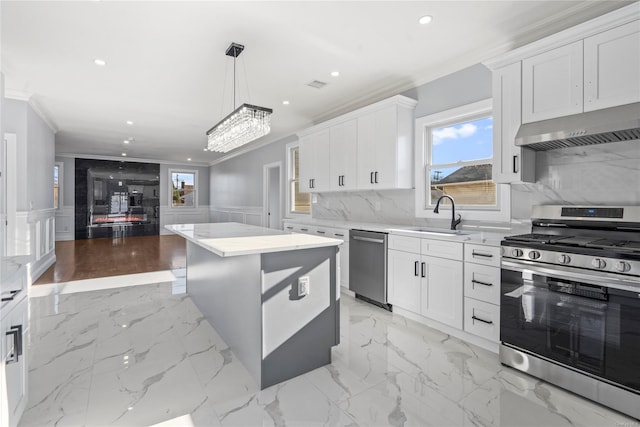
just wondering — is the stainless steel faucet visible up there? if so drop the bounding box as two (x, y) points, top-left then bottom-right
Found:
(433, 195), (462, 230)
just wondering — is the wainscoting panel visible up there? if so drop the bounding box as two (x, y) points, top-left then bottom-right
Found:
(9, 209), (57, 284)
(160, 205), (211, 235)
(55, 206), (75, 241)
(209, 206), (264, 227)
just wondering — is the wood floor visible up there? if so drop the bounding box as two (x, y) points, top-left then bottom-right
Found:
(34, 234), (186, 285)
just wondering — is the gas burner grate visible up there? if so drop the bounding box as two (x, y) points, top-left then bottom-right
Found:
(586, 239), (640, 252)
(505, 233), (572, 244)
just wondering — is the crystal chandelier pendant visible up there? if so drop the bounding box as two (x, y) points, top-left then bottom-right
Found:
(206, 43), (273, 153)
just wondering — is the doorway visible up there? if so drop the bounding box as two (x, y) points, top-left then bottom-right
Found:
(263, 162), (282, 229)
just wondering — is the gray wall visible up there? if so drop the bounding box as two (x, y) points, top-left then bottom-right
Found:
(56, 156), (75, 207)
(3, 99), (55, 211)
(209, 135), (296, 208)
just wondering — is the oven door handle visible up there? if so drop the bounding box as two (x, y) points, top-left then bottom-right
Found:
(501, 260), (640, 293)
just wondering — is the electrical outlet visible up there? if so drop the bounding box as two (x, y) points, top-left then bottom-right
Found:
(298, 276), (310, 297)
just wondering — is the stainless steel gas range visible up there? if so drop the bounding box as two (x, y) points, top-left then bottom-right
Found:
(500, 205), (640, 420)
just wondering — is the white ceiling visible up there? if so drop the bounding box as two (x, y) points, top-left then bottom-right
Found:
(1, 1), (635, 165)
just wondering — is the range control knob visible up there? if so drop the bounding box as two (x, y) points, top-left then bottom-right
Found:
(528, 251), (541, 260)
(558, 254), (571, 264)
(615, 261), (631, 273)
(511, 249), (524, 257)
(591, 258), (607, 269)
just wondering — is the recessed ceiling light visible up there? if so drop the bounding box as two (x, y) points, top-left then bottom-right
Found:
(94, 58), (107, 66)
(126, 120), (133, 125)
(418, 15), (433, 25)
(187, 158), (192, 161)
(331, 71), (340, 77)
(121, 153), (127, 157)
(123, 140), (130, 144)
(203, 148), (208, 151)
(282, 100), (290, 105)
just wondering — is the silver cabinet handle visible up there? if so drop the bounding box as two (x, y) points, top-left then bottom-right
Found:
(471, 315), (493, 325)
(472, 251), (493, 258)
(352, 236), (384, 244)
(471, 279), (493, 287)
(6, 325), (23, 364)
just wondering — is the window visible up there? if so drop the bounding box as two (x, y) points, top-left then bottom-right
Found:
(429, 115), (495, 206)
(415, 99), (510, 222)
(53, 162), (62, 210)
(170, 169), (197, 208)
(286, 143), (310, 214)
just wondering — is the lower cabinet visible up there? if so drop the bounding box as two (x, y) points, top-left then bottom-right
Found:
(283, 221), (349, 289)
(464, 297), (500, 343)
(1, 291), (29, 427)
(388, 235), (463, 330)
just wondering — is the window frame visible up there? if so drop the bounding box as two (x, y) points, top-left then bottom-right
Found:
(285, 141), (310, 217)
(168, 168), (198, 209)
(414, 99), (510, 222)
(54, 161), (63, 210)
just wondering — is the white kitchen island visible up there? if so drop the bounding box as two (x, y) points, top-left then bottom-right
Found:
(165, 222), (342, 389)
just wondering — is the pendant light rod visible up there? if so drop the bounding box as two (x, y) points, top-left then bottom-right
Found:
(225, 42), (244, 110)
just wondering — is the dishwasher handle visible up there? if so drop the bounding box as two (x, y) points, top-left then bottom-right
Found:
(352, 235), (385, 244)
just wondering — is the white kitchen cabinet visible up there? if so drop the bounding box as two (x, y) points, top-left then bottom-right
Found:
(492, 62), (535, 184)
(388, 248), (421, 313)
(463, 242), (501, 343)
(522, 41), (584, 123)
(282, 221), (349, 289)
(387, 234), (463, 329)
(584, 20), (640, 111)
(356, 104), (414, 190)
(421, 256), (463, 329)
(1, 291), (28, 427)
(298, 129), (331, 192)
(330, 119), (357, 191)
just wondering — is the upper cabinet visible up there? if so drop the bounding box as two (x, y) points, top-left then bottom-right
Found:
(329, 119), (357, 191)
(584, 20), (640, 111)
(299, 129), (331, 192)
(298, 95), (417, 193)
(492, 62), (535, 183)
(522, 41), (584, 123)
(521, 18), (640, 124)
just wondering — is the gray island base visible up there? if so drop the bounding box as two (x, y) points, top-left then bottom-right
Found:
(166, 223), (342, 389)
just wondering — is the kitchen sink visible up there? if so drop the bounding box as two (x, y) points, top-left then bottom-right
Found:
(394, 227), (470, 236)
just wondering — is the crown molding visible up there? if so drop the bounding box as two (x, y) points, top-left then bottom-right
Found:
(28, 98), (59, 133)
(4, 88), (30, 101)
(484, 2), (640, 69)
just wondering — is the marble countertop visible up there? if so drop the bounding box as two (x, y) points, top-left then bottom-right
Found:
(166, 222), (342, 257)
(282, 218), (524, 247)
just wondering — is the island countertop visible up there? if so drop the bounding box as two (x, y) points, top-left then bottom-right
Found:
(166, 222), (343, 257)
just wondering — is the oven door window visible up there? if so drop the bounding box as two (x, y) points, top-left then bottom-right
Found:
(501, 268), (640, 393)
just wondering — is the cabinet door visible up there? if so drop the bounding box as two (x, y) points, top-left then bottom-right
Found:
(522, 41), (583, 123)
(492, 62), (535, 183)
(356, 112), (377, 189)
(312, 129), (331, 192)
(298, 135), (314, 192)
(2, 296), (28, 427)
(388, 249), (421, 313)
(330, 120), (357, 191)
(372, 105), (398, 189)
(421, 256), (463, 329)
(584, 20), (640, 111)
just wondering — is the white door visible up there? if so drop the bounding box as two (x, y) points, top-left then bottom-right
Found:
(356, 112), (376, 189)
(388, 249), (421, 313)
(372, 105), (398, 188)
(421, 256), (463, 329)
(330, 119), (357, 191)
(263, 162), (282, 229)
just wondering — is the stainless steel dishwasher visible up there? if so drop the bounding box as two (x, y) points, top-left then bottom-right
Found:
(349, 229), (391, 311)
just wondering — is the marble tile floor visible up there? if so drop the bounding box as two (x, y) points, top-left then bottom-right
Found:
(20, 278), (635, 427)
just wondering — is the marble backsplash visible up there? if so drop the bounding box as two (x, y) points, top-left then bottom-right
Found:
(312, 140), (640, 225)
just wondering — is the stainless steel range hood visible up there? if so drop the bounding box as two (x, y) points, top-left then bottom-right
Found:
(515, 102), (640, 151)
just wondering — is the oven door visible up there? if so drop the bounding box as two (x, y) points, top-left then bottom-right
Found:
(501, 260), (640, 393)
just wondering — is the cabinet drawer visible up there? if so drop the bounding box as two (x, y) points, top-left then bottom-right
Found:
(464, 244), (501, 267)
(421, 239), (463, 261)
(464, 263), (501, 305)
(389, 234), (421, 254)
(464, 298), (500, 343)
